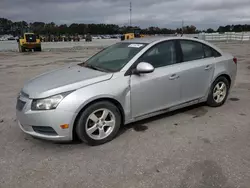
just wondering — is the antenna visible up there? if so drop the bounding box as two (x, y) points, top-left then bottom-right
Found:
(130, 2), (132, 27)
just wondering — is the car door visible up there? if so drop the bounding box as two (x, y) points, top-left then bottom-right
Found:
(129, 40), (182, 118)
(178, 40), (216, 103)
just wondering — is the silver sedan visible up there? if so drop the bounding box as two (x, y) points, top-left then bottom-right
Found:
(16, 37), (237, 145)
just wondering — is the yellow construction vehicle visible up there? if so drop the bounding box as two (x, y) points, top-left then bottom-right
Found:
(17, 33), (41, 52)
(121, 28), (146, 41)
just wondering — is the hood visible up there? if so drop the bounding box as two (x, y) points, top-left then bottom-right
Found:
(22, 65), (113, 98)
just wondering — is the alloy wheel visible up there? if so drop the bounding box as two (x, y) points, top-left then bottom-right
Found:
(85, 108), (116, 140)
(213, 81), (227, 103)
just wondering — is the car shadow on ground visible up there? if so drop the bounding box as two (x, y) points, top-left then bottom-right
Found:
(117, 103), (206, 136)
(30, 103), (206, 147)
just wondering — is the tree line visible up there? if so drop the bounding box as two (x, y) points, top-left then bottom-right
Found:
(1, 17), (250, 36)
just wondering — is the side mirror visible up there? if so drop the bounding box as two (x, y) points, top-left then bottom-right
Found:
(134, 62), (154, 74)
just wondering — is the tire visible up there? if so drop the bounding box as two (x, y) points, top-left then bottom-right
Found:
(206, 76), (230, 107)
(35, 47), (42, 52)
(19, 45), (25, 52)
(76, 101), (121, 146)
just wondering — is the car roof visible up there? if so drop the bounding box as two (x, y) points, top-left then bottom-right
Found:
(121, 36), (223, 54)
(121, 36), (203, 44)
(121, 36), (167, 44)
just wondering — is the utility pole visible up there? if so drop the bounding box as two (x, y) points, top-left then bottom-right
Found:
(129, 2), (132, 27)
(181, 20), (184, 36)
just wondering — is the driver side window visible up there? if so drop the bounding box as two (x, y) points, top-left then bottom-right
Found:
(138, 41), (177, 68)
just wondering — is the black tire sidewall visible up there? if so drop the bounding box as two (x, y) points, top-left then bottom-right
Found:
(207, 77), (230, 107)
(20, 46), (25, 52)
(76, 101), (121, 146)
(35, 47), (41, 52)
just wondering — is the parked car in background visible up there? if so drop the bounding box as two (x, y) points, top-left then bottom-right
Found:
(16, 37), (237, 145)
(0, 34), (15, 41)
(92, 35), (102, 39)
(110, 34), (121, 39)
(101, 35), (111, 39)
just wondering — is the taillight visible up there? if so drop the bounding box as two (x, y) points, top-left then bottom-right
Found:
(233, 57), (237, 64)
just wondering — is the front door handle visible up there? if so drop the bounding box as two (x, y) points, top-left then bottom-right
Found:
(205, 65), (212, 70)
(169, 74), (179, 80)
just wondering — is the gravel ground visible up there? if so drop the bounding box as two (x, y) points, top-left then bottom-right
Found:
(0, 41), (250, 188)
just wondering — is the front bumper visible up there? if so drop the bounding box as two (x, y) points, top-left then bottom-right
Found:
(16, 95), (76, 141)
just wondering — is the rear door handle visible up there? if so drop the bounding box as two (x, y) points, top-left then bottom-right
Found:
(169, 74), (179, 80)
(205, 65), (212, 70)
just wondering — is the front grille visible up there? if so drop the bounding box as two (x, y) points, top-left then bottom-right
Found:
(16, 99), (26, 111)
(32, 126), (58, 136)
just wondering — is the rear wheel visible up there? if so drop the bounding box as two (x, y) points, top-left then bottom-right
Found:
(76, 101), (121, 146)
(207, 77), (230, 107)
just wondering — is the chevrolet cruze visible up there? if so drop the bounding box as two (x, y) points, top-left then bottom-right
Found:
(16, 37), (237, 145)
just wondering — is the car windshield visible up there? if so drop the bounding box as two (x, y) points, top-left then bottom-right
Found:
(80, 42), (147, 72)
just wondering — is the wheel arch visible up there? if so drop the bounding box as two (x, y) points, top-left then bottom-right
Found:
(206, 73), (231, 107)
(212, 73), (232, 88)
(72, 97), (125, 140)
(204, 73), (232, 101)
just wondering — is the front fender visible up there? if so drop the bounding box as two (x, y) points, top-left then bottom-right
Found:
(57, 74), (131, 122)
(74, 94), (121, 114)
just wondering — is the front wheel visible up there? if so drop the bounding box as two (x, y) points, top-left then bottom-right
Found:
(19, 45), (25, 52)
(206, 77), (230, 107)
(76, 101), (121, 146)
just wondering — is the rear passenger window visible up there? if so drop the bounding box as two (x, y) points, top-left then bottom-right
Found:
(213, 49), (221, 57)
(180, 40), (204, 62)
(203, 45), (213, 58)
(203, 45), (221, 58)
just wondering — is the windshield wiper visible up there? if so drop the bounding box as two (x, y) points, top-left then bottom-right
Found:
(78, 62), (108, 72)
(87, 64), (110, 72)
(85, 64), (99, 71)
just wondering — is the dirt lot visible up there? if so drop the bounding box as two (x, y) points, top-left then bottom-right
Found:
(0, 42), (250, 188)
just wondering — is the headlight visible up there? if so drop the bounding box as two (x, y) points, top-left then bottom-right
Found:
(31, 92), (71, 110)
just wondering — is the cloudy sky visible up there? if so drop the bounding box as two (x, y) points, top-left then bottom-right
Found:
(1, 0), (250, 29)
